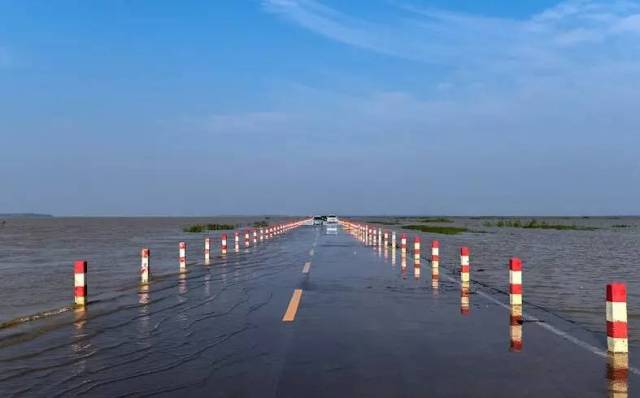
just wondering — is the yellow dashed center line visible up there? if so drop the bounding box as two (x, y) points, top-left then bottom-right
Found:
(282, 289), (303, 322)
(302, 261), (311, 274)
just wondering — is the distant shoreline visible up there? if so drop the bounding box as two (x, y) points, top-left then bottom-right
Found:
(0, 213), (54, 219)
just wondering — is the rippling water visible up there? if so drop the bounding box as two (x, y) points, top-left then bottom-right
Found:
(360, 216), (640, 346)
(0, 217), (293, 324)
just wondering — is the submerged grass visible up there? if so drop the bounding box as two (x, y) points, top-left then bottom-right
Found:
(417, 217), (452, 223)
(483, 219), (597, 231)
(183, 223), (236, 233)
(366, 220), (399, 225)
(403, 225), (467, 235)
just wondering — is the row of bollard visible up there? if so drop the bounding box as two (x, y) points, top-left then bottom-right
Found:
(341, 221), (630, 356)
(73, 220), (309, 308)
(342, 220), (630, 397)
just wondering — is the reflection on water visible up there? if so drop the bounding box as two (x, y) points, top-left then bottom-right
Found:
(413, 259), (421, 279)
(72, 307), (90, 375)
(461, 281), (470, 315)
(391, 247), (396, 266)
(178, 272), (187, 295)
(510, 305), (523, 352)
(138, 284), (151, 337)
(607, 353), (629, 398)
(204, 273), (211, 297)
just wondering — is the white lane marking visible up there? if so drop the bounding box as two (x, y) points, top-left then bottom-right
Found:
(302, 261), (311, 274)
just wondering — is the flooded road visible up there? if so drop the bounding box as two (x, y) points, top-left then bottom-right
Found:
(0, 223), (636, 396)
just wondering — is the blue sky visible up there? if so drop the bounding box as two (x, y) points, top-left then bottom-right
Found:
(1, 0), (640, 216)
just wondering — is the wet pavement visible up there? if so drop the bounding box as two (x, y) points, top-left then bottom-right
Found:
(0, 225), (635, 397)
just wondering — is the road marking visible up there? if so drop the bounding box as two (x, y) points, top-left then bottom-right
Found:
(309, 249), (314, 256)
(282, 289), (303, 322)
(302, 261), (311, 274)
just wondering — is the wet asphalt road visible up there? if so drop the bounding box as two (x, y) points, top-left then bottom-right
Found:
(0, 225), (635, 397)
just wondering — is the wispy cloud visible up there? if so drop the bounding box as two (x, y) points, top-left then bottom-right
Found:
(263, 0), (640, 77)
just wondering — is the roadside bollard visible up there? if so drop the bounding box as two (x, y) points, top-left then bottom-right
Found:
(179, 242), (187, 271)
(413, 235), (421, 262)
(384, 230), (389, 247)
(392, 231), (396, 248)
(606, 283), (628, 354)
(509, 257), (522, 305)
(401, 233), (407, 255)
(460, 247), (470, 283)
(141, 248), (150, 283)
(260, 228), (264, 241)
(378, 228), (383, 247)
(221, 233), (228, 252)
(234, 231), (240, 246)
(204, 238), (211, 265)
(244, 230), (250, 247)
(74, 260), (88, 306)
(372, 228), (377, 246)
(431, 240), (439, 277)
(253, 229), (257, 244)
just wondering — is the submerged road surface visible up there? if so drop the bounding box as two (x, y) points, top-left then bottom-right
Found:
(0, 225), (635, 397)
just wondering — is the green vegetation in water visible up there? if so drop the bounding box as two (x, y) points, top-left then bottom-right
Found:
(612, 224), (630, 228)
(253, 220), (269, 228)
(403, 225), (468, 235)
(417, 217), (452, 223)
(183, 223), (236, 233)
(483, 219), (596, 231)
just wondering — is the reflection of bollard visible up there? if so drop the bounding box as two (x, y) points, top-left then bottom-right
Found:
(391, 246), (396, 266)
(74, 260), (88, 306)
(378, 228), (383, 247)
(606, 283), (628, 354)
(413, 235), (421, 262)
(372, 228), (377, 246)
(461, 281), (470, 315)
(460, 247), (470, 283)
(509, 257), (522, 305)
(141, 248), (150, 283)
(234, 232), (240, 246)
(204, 238), (211, 265)
(431, 271), (439, 289)
(414, 257), (421, 279)
(510, 305), (523, 352)
(383, 230), (388, 247)
(179, 242), (187, 271)
(607, 353), (629, 398)
(391, 231), (396, 248)
(221, 233), (228, 251)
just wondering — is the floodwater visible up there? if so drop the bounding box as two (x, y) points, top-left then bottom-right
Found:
(360, 216), (640, 346)
(0, 217), (638, 396)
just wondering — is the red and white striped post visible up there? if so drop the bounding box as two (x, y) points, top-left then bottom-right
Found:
(204, 238), (211, 265)
(260, 228), (264, 241)
(234, 231), (240, 248)
(383, 230), (389, 247)
(221, 233), (228, 252)
(244, 230), (250, 247)
(606, 283), (628, 354)
(378, 228), (383, 247)
(413, 235), (421, 262)
(431, 239), (439, 272)
(509, 257), (522, 306)
(460, 247), (470, 283)
(391, 231), (396, 248)
(372, 228), (377, 246)
(401, 233), (407, 255)
(74, 260), (87, 306)
(141, 248), (150, 284)
(253, 229), (257, 244)
(179, 242), (187, 271)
